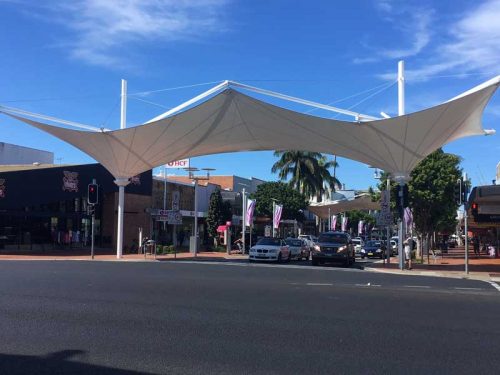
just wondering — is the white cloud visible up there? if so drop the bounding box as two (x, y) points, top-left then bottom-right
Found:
(377, 0), (500, 81)
(354, 2), (432, 64)
(42, 0), (228, 67)
(378, 9), (432, 59)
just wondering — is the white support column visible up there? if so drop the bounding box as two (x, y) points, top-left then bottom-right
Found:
(398, 60), (405, 116)
(116, 79), (128, 259)
(121, 79), (127, 129)
(115, 178), (130, 258)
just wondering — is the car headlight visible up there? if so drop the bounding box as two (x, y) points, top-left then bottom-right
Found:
(376, 249), (382, 253)
(313, 245), (321, 252)
(337, 246), (347, 253)
(361, 249), (366, 253)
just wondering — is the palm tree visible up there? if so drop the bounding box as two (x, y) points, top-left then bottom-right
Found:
(271, 151), (340, 201)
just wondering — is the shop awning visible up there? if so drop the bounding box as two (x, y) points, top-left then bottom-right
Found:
(308, 194), (380, 219)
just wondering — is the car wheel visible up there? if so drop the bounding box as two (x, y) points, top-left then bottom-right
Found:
(287, 252), (292, 262)
(277, 253), (282, 263)
(312, 258), (319, 266)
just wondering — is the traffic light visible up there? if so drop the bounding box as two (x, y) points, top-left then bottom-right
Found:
(87, 183), (98, 205)
(461, 180), (469, 204)
(395, 185), (409, 219)
(471, 202), (478, 217)
(454, 183), (461, 204)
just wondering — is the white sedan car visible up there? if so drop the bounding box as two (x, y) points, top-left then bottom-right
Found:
(249, 237), (291, 263)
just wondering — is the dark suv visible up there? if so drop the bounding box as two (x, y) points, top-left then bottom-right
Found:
(312, 231), (355, 267)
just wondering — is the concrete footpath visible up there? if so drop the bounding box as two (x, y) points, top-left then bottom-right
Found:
(1, 246), (499, 283)
(364, 246), (500, 283)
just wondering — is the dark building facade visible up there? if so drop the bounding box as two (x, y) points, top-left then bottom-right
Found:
(0, 164), (152, 252)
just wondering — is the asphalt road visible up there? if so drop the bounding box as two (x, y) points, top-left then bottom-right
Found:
(0, 260), (499, 375)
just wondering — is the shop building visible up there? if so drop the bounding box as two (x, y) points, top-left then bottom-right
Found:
(0, 163), (151, 252)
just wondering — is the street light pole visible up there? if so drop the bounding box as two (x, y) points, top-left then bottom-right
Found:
(463, 172), (469, 274)
(184, 167), (214, 257)
(242, 188), (246, 253)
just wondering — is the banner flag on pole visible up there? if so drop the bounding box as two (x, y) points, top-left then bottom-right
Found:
(331, 215), (337, 230)
(404, 207), (413, 228)
(358, 220), (364, 235)
(341, 216), (348, 232)
(245, 199), (256, 227)
(273, 204), (283, 229)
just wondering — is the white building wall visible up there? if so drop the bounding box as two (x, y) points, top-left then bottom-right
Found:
(0, 143), (53, 165)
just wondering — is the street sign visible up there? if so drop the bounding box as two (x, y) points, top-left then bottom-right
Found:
(151, 209), (183, 224)
(377, 191), (393, 226)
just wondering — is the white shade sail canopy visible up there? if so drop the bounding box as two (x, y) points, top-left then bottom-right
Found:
(308, 194), (380, 218)
(2, 77), (499, 181)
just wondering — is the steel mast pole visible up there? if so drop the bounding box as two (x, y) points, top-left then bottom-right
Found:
(397, 61), (406, 270)
(464, 172), (469, 274)
(386, 176), (391, 263)
(242, 188), (246, 252)
(116, 79), (128, 259)
(194, 178), (198, 256)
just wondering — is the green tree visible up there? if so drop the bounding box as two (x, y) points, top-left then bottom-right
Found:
(271, 151), (339, 201)
(409, 149), (461, 252)
(250, 182), (308, 222)
(206, 188), (224, 246)
(345, 210), (377, 233)
(370, 149), (462, 256)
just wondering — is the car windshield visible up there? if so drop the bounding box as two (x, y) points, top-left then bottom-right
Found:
(317, 233), (348, 244)
(256, 238), (281, 246)
(366, 241), (381, 247)
(352, 239), (361, 244)
(286, 239), (302, 246)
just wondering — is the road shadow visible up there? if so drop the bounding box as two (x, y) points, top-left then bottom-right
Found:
(0, 350), (158, 375)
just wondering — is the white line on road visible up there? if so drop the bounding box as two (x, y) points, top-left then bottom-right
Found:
(454, 287), (483, 291)
(403, 285), (431, 288)
(487, 281), (500, 293)
(355, 283), (381, 287)
(306, 283), (333, 286)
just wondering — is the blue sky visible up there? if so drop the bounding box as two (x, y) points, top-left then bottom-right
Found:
(1, 0), (499, 189)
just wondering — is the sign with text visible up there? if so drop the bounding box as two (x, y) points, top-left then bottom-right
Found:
(377, 190), (393, 226)
(154, 210), (182, 224)
(165, 159), (190, 169)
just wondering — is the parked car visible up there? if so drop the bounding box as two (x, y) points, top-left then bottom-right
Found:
(286, 238), (310, 260)
(249, 237), (291, 263)
(352, 238), (364, 256)
(312, 231), (355, 267)
(361, 240), (386, 259)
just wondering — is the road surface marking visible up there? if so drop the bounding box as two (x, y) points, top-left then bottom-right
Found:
(403, 285), (431, 288)
(487, 281), (500, 293)
(306, 283), (333, 286)
(454, 287), (482, 291)
(355, 283), (381, 287)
